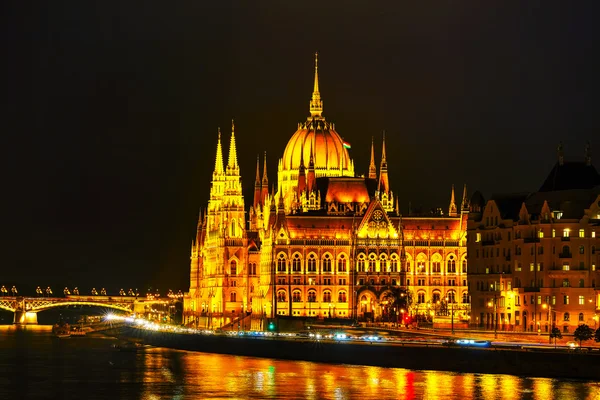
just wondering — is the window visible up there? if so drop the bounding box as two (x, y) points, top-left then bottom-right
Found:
(338, 291), (347, 303)
(277, 254), (287, 273)
(368, 255), (376, 272)
(562, 263), (570, 271)
(231, 281), (237, 287)
(579, 313), (584, 322)
(292, 290), (302, 302)
(592, 231), (596, 238)
(323, 278), (331, 285)
(476, 233), (481, 242)
(563, 229), (570, 238)
(579, 279), (584, 288)
(432, 261), (441, 273)
(563, 295), (569, 305)
(293, 254), (302, 272)
(461, 259), (467, 274)
(277, 291), (287, 302)
(579, 295), (585, 305)
(562, 279), (570, 287)
(323, 291), (331, 303)
(249, 263), (257, 276)
(579, 229), (585, 238)
(337, 254), (347, 272)
(357, 254), (366, 272)
(308, 290), (316, 302)
(381, 279), (386, 285)
(230, 292), (237, 302)
(322, 254), (332, 272)
(417, 292), (426, 303)
(391, 256), (398, 272)
(417, 278), (425, 286)
(417, 261), (426, 274)
(562, 245), (570, 255)
(339, 278), (346, 285)
(563, 312), (570, 321)
(307, 254), (317, 273)
(446, 291), (456, 303)
(538, 231), (544, 238)
(432, 292), (441, 303)
(380, 256), (388, 272)
(230, 261), (237, 275)
(462, 292), (469, 303)
(447, 256), (456, 273)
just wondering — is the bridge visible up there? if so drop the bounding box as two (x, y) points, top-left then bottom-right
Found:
(0, 295), (168, 324)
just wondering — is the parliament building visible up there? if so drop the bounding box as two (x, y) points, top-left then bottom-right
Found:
(183, 55), (470, 330)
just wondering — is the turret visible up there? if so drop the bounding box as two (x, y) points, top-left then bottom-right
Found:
(253, 155), (261, 209)
(460, 183), (469, 212)
(261, 152), (269, 205)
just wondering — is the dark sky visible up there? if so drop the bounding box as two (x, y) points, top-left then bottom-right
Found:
(2, 2), (596, 295)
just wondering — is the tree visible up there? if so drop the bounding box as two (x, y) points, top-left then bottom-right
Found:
(549, 327), (562, 348)
(573, 324), (594, 347)
(594, 327), (600, 343)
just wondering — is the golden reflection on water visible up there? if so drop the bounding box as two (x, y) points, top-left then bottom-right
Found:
(116, 345), (600, 400)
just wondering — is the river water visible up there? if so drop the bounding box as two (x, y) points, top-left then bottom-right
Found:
(0, 325), (598, 400)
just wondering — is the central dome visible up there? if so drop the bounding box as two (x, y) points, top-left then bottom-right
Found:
(277, 53), (355, 211)
(282, 119), (352, 172)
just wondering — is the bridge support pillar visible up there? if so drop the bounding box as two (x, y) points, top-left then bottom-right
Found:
(14, 311), (38, 325)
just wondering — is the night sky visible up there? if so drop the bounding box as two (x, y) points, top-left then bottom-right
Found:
(2, 2), (596, 295)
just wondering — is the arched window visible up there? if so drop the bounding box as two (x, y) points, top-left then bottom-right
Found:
(446, 290), (456, 303)
(230, 292), (237, 302)
(292, 254), (302, 272)
(447, 255), (456, 273)
(562, 245), (570, 256)
(337, 254), (347, 272)
(323, 254), (332, 272)
(308, 290), (316, 302)
(461, 259), (467, 274)
(292, 290), (302, 302)
(432, 291), (441, 303)
(338, 291), (347, 303)
(357, 254), (366, 272)
(368, 254), (376, 272)
(380, 255), (388, 272)
(431, 260), (441, 273)
(417, 261), (426, 274)
(417, 292), (425, 303)
(462, 292), (470, 304)
(277, 290), (287, 302)
(277, 254), (287, 273)
(578, 313), (584, 322)
(323, 291), (331, 302)
(563, 312), (570, 322)
(230, 260), (237, 275)
(579, 246), (585, 254)
(391, 254), (398, 272)
(307, 254), (317, 273)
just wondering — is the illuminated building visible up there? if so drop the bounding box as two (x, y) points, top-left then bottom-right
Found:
(184, 54), (469, 329)
(468, 143), (600, 333)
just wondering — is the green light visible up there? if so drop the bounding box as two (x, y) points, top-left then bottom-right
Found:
(268, 322), (275, 331)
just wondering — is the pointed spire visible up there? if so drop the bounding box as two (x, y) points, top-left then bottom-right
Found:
(309, 52), (323, 118)
(368, 137), (377, 179)
(262, 151), (268, 185)
(461, 183), (469, 211)
(585, 141), (592, 166)
(214, 128), (224, 174)
(557, 141), (564, 166)
(253, 155), (261, 209)
(449, 184), (458, 217)
(378, 131), (389, 193)
(227, 119), (239, 169)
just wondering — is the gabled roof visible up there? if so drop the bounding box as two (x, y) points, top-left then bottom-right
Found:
(538, 161), (600, 192)
(315, 176), (377, 207)
(489, 193), (530, 220)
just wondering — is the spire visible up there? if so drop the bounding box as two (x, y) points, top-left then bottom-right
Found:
(309, 52), (323, 118)
(261, 152), (269, 204)
(449, 184), (458, 217)
(253, 155), (261, 209)
(227, 119), (239, 170)
(368, 137), (377, 179)
(307, 142), (316, 192)
(297, 143), (306, 196)
(585, 141), (592, 166)
(214, 128), (224, 174)
(557, 141), (564, 166)
(461, 183), (469, 211)
(378, 131), (389, 193)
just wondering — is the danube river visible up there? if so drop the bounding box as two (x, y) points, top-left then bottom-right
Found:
(0, 326), (598, 400)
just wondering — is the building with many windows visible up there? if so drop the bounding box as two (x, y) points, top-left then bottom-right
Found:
(468, 145), (600, 333)
(184, 54), (469, 329)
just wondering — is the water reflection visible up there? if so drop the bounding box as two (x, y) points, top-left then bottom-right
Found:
(0, 326), (599, 399)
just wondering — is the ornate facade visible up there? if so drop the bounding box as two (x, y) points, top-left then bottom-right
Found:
(184, 54), (469, 329)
